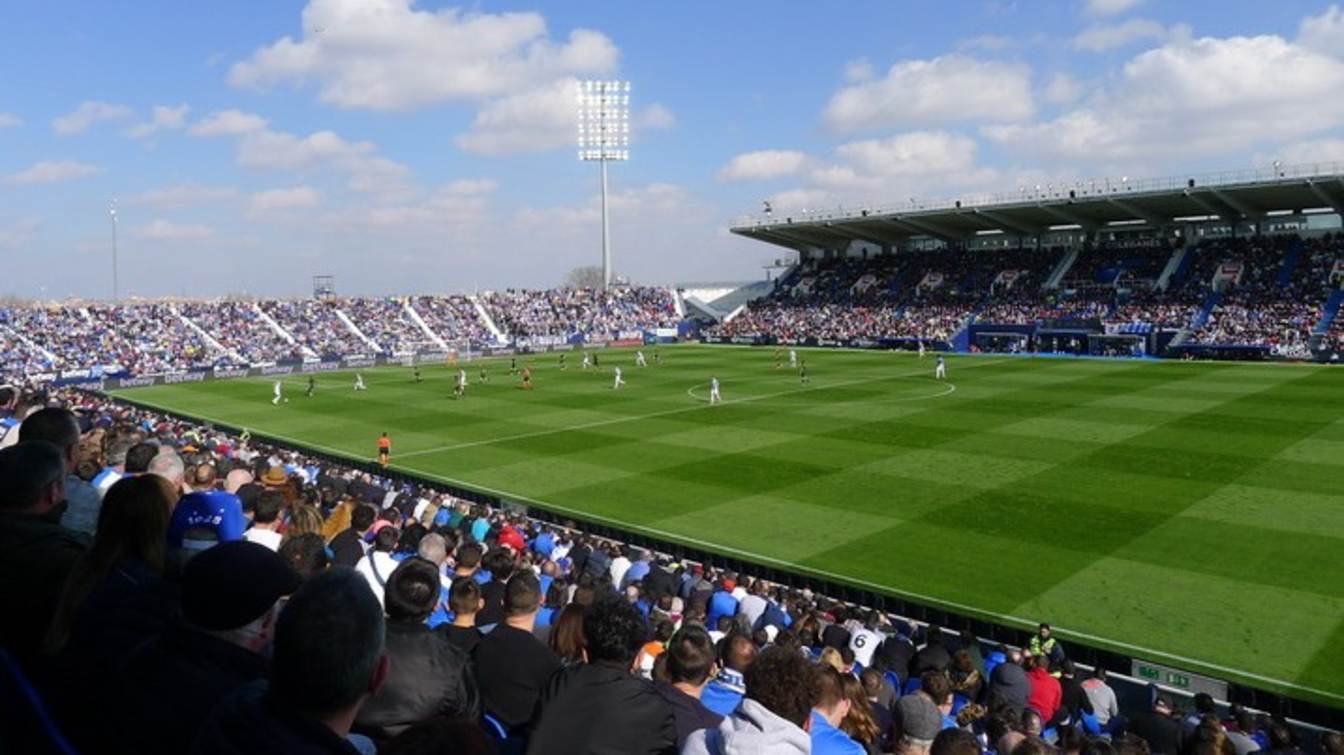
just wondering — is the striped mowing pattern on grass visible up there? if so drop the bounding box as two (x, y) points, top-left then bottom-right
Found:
(111, 345), (1344, 705)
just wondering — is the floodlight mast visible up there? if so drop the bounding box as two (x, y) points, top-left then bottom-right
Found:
(577, 80), (630, 290)
(109, 199), (119, 302)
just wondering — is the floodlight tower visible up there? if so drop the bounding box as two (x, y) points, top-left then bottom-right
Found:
(109, 199), (120, 301)
(577, 80), (630, 290)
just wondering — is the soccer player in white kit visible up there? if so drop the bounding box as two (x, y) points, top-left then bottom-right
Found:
(709, 376), (721, 405)
(455, 369), (468, 397)
(635, 350), (647, 367)
(935, 355), (946, 380)
(582, 352), (591, 369)
(272, 380), (283, 405)
(788, 349), (798, 368)
(612, 366), (625, 389)
(918, 341), (926, 359)
(354, 373), (367, 391)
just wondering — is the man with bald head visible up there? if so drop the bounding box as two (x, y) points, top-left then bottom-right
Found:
(19, 407), (101, 536)
(223, 467), (253, 494)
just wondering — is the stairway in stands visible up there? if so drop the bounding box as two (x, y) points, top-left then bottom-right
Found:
(1313, 289), (1344, 335)
(1277, 239), (1305, 289)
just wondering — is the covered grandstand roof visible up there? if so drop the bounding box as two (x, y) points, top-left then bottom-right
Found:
(731, 162), (1344, 251)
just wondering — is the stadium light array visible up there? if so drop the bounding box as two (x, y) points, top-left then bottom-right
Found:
(577, 80), (630, 290)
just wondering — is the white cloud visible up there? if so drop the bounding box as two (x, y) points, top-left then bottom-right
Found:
(984, 34), (1344, 162)
(189, 109), (269, 136)
(0, 113), (21, 129)
(823, 55), (1033, 133)
(956, 35), (1013, 52)
(249, 186), (322, 214)
(1299, 5), (1344, 55)
(239, 129), (412, 196)
(717, 150), (810, 181)
(1072, 19), (1170, 52)
(1043, 72), (1083, 104)
(52, 101), (135, 136)
(442, 178), (498, 195)
(455, 78), (579, 155)
(350, 181), (496, 229)
(229, 0), (618, 112)
(746, 131), (997, 213)
(1279, 138), (1344, 164)
(131, 219), (215, 241)
(125, 184), (239, 209)
(638, 103), (676, 130)
(843, 58), (875, 82)
(2, 160), (100, 185)
(191, 110), (412, 197)
(0, 218), (40, 250)
(124, 104), (190, 139)
(1083, 0), (1143, 17)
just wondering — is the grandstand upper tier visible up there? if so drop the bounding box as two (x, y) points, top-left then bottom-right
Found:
(714, 164), (1344, 361)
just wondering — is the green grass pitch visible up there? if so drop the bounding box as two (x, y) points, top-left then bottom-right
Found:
(111, 345), (1344, 705)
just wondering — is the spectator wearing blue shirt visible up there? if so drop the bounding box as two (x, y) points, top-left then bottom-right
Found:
(706, 578), (739, 630)
(810, 665), (866, 755)
(469, 513), (490, 544)
(701, 633), (756, 717)
(621, 548), (651, 589)
(532, 527), (556, 559)
(416, 533), (453, 629)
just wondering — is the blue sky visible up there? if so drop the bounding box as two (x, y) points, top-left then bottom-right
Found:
(3, 0), (1344, 298)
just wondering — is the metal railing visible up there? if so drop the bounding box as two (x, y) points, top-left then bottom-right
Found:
(732, 161), (1344, 229)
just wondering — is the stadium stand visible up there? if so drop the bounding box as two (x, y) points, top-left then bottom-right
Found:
(1, 387), (1338, 752)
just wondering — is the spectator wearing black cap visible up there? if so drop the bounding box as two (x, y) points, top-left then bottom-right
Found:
(193, 567), (389, 755)
(471, 570), (559, 734)
(0, 441), (89, 669)
(19, 407), (102, 536)
(354, 558), (479, 743)
(529, 597), (676, 755)
(120, 540), (300, 755)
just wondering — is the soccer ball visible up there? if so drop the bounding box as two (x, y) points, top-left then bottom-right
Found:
(284, 398), (290, 403)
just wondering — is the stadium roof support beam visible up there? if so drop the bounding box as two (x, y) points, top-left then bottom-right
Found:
(832, 225), (904, 247)
(1036, 204), (1099, 232)
(1182, 190), (1241, 221)
(1305, 178), (1344, 217)
(1105, 197), (1166, 228)
(972, 208), (1044, 237)
(1209, 188), (1262, 220)
(887, 216), (965, 242)
(769, 225), (850, 249)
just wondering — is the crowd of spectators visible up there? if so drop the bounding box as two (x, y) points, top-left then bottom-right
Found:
(711, 234), (1343, 355)
(261, 300), (374, 360)
(341, 298), (443, 356)
(482, 287), (679, 340)
(0, 289), (679, 382)
(413, 295), (493, 346)
(1, 385), (1333, 754)
(179, 301), (294, 366)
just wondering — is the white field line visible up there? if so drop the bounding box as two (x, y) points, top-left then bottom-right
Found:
(109, 372), (1343, 701)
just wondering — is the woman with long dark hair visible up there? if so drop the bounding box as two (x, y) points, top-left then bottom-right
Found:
(43, 474), (180, 748)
